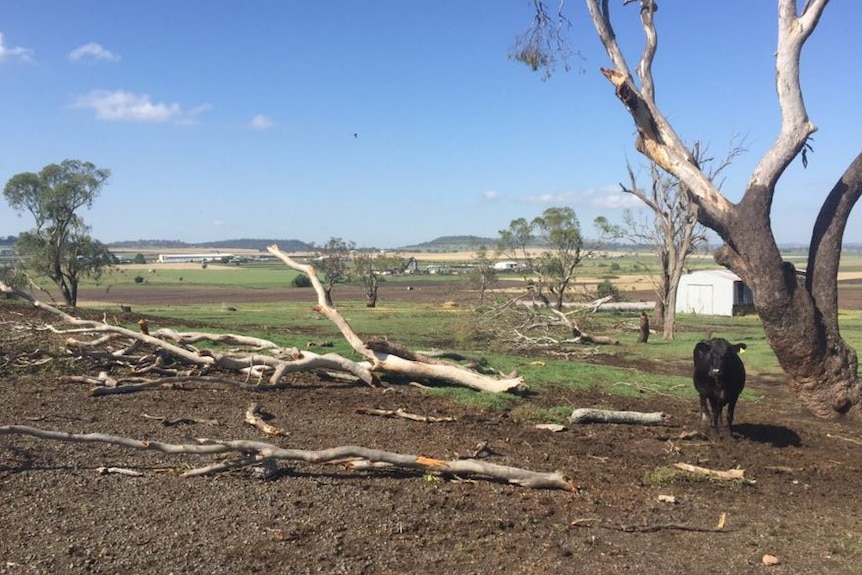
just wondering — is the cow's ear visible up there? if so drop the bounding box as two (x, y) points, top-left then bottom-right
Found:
(695, 341), (711, 354)
(735, 343), (747, 353)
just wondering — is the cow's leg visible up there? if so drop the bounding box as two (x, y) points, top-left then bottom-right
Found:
(699, 395), (711, 425)
(709, 398), (723, 435)
(726, 398), (738, 436)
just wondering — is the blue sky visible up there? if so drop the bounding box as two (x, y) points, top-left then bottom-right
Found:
(2, 1), (861, 248)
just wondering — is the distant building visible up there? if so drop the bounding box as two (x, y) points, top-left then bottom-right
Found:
(492, 261), (520, 272)
(157, 253), (234, 264)
(675, 269), (755, 317)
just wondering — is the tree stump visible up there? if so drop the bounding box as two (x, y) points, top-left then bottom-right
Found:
(638, 311), (650, 343)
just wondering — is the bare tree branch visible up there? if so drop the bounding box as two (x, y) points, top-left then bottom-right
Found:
(267, 244), (526, 393)
(748, 0), (827, 193)
(0, 425), (575, 491)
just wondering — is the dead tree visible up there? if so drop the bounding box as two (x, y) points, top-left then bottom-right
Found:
(265, 245), (526, 392)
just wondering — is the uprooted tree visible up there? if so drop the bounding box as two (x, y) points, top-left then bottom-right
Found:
(514, 0), (862, 418)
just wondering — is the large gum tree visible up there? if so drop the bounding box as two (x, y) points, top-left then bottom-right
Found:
(516, 0), (861, 418)
(3, 159), (113, 308)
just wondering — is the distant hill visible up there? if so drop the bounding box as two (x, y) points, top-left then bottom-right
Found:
(108, 238), (313, 252)
(399, 235), (498, 252)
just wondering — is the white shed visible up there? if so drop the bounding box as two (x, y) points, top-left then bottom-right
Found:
(492, 261), (520, 272)
(675, 269), (755, 317)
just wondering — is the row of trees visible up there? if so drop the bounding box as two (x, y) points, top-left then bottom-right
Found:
(311, 237), (413, 308)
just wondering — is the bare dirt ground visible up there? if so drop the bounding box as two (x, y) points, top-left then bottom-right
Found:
(2, 283), (862, 574)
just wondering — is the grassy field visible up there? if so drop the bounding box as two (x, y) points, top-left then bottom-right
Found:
(67, 251), (862, 421)
(99, 262), (304, 289)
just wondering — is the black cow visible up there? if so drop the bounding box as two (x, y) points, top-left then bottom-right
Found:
(693, 338), (747, 435)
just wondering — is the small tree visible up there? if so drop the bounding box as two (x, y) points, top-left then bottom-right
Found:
(498, 208), (615, 310)
(133, 253), (147, 264)
(314, 237), (354, 307)
(291, 274), (312, 288)
(3, 160), (112, 307)
(351, 252), (406, 308)
(467, 244), (498, 304)
(352, 253), (380, 308)
(531, 207), (584, 310)
(497, 217), (536, 276)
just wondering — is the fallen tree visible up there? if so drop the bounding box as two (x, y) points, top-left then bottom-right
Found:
(0, 245), (526, 394)
(0, 424), (575, 491)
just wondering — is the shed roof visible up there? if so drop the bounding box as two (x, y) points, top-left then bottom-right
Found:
(683, 269), (742, 282)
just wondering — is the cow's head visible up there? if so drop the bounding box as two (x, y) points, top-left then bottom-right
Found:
(695, 338), (746, 377)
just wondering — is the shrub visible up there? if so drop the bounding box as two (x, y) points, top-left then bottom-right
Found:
(291, 274), (312, 288)
(595, 279), (625, 301)
(133, 275), (144, 284)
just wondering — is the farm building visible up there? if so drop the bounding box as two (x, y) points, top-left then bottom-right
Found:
(157, 253), (234, 264)
(675, 269), (755, 317)
(492, 261), (520, 272)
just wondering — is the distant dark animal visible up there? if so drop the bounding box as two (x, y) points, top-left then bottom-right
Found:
(637, 311), (650, 343)
(693, 338), (747, 436)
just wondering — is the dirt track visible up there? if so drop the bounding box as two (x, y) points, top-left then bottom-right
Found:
(2, 286), (862, 574)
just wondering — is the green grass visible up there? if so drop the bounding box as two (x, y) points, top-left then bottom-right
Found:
(90, 264), (303, 289)
(98, 296), (792, 406)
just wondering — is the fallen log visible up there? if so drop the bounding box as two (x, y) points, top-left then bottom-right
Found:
(569, 408), (669, 425)
(356, 407), (457, 423)
(673, 462), (752, 483)
(0, 424), (574, 491)
(267, 244), (526, 393)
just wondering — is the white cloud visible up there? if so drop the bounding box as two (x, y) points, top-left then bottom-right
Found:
(0, 32), (34, 63)
(520, 185), (642, 210)
(523, 191), (576, 204)
(584, 186), (643, 210)
(482, 190), (499, 201)
(249, 114), (274, 130)
(68, 42), (121, 63)
(71, 90), (211, 124)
